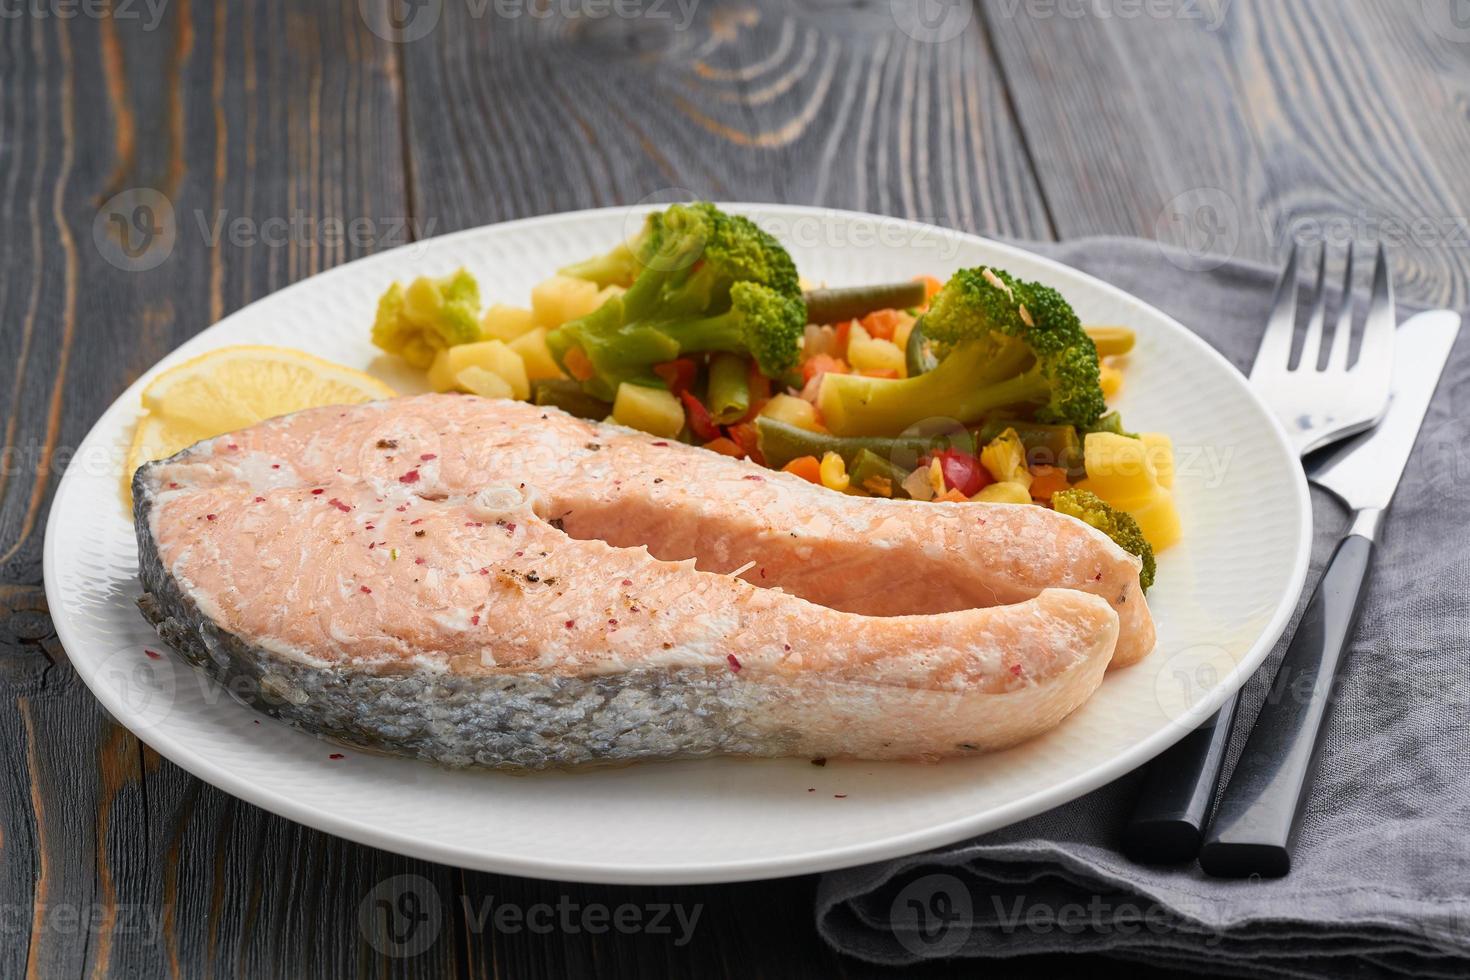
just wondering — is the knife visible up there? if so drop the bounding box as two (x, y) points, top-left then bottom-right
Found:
(1196, 309), (1462, 878)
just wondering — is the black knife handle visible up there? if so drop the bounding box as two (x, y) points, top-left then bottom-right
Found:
(1199, 531), (1375, 878)
(1120, 693), (1239, 863)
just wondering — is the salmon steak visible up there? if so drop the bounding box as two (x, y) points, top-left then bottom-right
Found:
(133, 394), (1154, 769)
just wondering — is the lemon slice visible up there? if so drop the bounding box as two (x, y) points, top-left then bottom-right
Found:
(141, 345), (396, 430)
(123, 345), (395, 506)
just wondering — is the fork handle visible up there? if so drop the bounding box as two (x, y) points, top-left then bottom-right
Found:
(1120, 693), (1239, 864)
(1198, 529), (1375, 878)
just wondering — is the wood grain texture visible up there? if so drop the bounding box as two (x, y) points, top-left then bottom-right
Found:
(980, 0), (1470, 307)
(399, 1), (1050, 238)
(8, 0), (1470, 977)
(0, 3), (455, 978)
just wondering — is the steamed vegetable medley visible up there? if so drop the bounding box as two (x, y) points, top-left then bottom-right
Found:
(370, 202), (1180, 590)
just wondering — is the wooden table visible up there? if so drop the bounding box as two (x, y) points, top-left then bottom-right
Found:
(6, 2), (1466, 975)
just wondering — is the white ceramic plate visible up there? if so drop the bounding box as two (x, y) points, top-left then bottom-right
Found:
(44, 205), (1311, 884)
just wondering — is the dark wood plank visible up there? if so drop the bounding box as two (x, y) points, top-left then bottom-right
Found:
(9, 2), (1467, 977)
(980, 0), (1470, 307)
(0, 3), (464, 978)
(399, 1), (1050, 238)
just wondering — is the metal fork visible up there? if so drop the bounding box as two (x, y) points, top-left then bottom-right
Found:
(1121, 241), (1395, 865)
(1250, 241), (1396, 455)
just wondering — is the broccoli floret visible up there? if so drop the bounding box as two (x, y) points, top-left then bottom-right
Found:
(557, 212), (662, 288)
(818, 266), (1106, 436)
(1052, 488), (1156, 591)
(371, 269), (482, 369)
(546, 203), (805, 400)
(657, 282), (805, 377)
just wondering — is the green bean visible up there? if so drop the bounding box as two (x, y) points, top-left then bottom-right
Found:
(1081, 410), (1137, 438)
(756, 416), (973, 472)
(904, 318), (940, 377)
(531, 379), (613, 420)
(706, 353), (750, 424)
(847, 448), (913, 498)
(803, 281), (928, 325)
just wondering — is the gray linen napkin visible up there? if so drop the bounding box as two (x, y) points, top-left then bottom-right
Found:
(816, 238), (1470, 979)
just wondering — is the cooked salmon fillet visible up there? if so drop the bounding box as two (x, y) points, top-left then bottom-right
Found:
(134, 394), (1149, 769)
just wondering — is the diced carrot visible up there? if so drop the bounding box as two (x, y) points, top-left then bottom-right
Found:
(739, 360), (773, 423)
(1029, 464), (1071, 503)
(860, 308), (904, 341)
(860, 368), (900, 380)
(747, 359), (772, 402)
(679, 390), (721, 441)
(917, 275), (944, 306)
(702, 437), (745, 458)
(782, 455), (822, 483)
(800, 353), (849, 385)
(653, 358), (698, 395)
(936, 488), (970, 503)
(728, 421), (763, 465)
(834, 319), (854, 358)
(562, 346), (595, 383)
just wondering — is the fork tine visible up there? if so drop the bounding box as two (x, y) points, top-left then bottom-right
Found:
(1324, 241), (1355, 372)
(1356, 244), (1395, 373)
(1296, 243), (1329, 370)
(1251, 241), (1299, 379)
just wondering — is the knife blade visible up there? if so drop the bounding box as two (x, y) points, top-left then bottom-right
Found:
(1199, 308), (1462, 877)
(1308, 309), (1462, 512)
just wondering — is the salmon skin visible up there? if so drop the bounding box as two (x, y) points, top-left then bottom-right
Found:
(133, 394), (1150, 769)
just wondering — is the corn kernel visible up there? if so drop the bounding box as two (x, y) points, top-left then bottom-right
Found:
(760, 393), (822, 432)
(980, 428), (1032, 489)
(820, 452), (850, 492)
(847, 325), (907, 377)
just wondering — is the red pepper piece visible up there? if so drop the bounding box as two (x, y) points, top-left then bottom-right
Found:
(653, 358), (698, 395)
(679, 390), (720, 441)
(933, 449), (992, 497)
